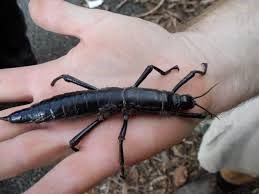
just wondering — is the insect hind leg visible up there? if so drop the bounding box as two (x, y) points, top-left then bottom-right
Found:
(51, 74), (98, 90)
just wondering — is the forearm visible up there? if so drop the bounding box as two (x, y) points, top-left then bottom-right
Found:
(173, 0), (259, 113)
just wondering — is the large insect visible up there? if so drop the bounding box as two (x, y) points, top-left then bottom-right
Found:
(0, 63), (214, 178)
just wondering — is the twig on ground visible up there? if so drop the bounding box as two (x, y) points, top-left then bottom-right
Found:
(114, 0), (128, 11)
(134, 0), (166, 17)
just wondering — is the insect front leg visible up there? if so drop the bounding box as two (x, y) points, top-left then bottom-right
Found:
(51, 74), (98, 90)
(172, 63), (207, 93)
(118, 113), (129, 179)
(69, 118), (103, 152)
(173, 112), (207, 119)
(133, 65), (179, 87)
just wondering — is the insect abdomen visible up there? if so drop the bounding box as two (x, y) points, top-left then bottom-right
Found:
(7, 88), (125, 123)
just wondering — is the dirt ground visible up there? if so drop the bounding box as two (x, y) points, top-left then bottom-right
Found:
(81, 1), (259, 194)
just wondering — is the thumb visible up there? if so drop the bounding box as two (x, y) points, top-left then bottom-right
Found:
(29, 0), (105, 38)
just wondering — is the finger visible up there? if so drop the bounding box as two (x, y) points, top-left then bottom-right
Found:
(0, 67), (33, 102)
(0, 104), (41, 141)
(24, 116), (193, 194)
(0, 58), (78, 103)
(0, 125), (73, 180)
(29, 0), (106, 38)
(0, 114), (98, 180)
(24, 146), (118, 194)
(0, 59), (89, 141)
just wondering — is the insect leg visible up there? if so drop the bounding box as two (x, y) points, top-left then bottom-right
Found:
(133, 65), (179, 87)
(69, 118), (103, 152)
(172, 63), (207, 93)
(51, 74), (98, 90)
(173, 112), (207, 119)
(118, 114), (128, 179)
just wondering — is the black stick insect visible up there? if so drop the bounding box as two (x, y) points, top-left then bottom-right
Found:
(0, 63), (215, 178)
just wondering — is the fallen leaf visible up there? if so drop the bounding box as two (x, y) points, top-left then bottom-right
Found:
(122, 181), (128, 194)
(174, 165), (188, 188)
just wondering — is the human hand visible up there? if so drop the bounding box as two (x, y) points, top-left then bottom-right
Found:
(0, 1), (209, 193)
(0, 0), (258, 193)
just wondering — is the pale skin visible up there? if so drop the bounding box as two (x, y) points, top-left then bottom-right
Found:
(0, 0), (258, 193)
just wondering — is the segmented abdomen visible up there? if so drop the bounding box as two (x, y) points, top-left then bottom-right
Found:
(8, 88), (124, 123)
(7, 87), (170, 123)
(30, 89), (123, 122)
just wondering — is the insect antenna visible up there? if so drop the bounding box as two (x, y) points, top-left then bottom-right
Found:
(194, 83), (219, 99)
(195, 103), (218, 119)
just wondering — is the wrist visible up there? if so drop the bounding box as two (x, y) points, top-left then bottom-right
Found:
(182, 0), (259, 112)
(166, 26), (259, 114)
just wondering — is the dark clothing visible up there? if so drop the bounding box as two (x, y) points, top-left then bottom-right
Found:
(0, 0), (36, 68)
